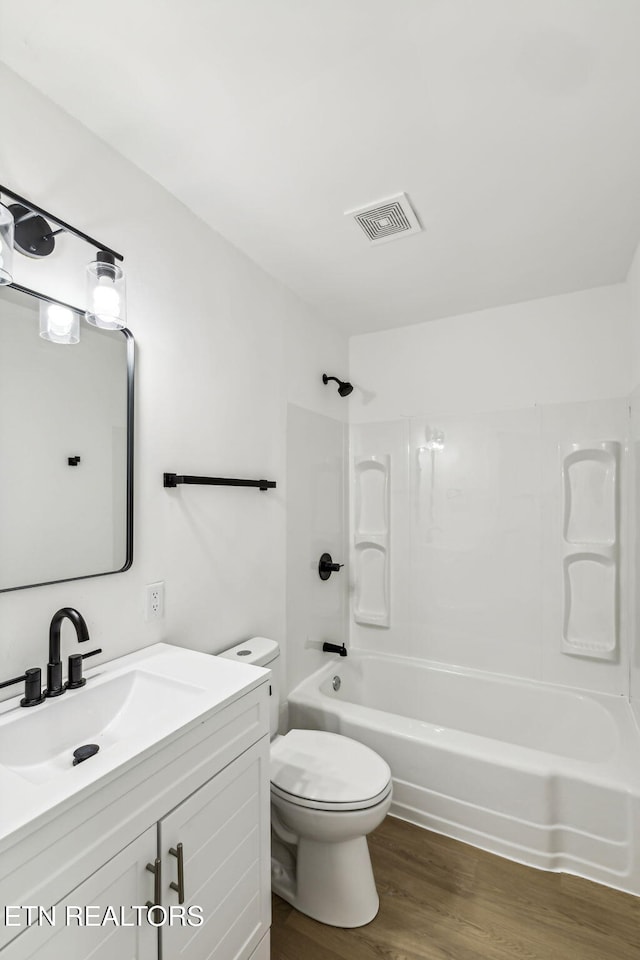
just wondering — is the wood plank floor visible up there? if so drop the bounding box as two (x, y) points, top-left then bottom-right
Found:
(271, 816), (640, 960)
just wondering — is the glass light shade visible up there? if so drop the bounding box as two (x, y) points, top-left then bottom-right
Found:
(0, 202), (15, 285)
(39, 300), (80, 345)
(85, 254), (126, 329)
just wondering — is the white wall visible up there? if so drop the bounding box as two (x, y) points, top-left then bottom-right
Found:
(350, 285), (631, 422)
(628, 242), (640, 392)
(0, 64), (348, 699)
(627, 241), (640, 717)
(349, 285), (632, 695)
(283, 298), (349, 700)
(284, 303), (349, 425)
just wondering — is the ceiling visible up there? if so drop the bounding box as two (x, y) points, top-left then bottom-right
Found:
(2, 0), (640, 335)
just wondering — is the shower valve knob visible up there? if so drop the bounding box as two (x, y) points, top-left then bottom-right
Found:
(318, 553), (344, 581)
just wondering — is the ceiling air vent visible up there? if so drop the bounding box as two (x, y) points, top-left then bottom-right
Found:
(345, 192), (422, 245)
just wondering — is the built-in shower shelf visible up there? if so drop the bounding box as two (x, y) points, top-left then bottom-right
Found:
(353, 455), (390, 627)
(354, 456), (389, 536)
(354, 534), (387, 548)
(560, 442), (619, 661)
(562, 443), (618, 545)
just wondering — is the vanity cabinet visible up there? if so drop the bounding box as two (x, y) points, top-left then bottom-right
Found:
(3, 828), (158, 959)
(160, 741), (270, 959)
(0, 666), (271, 960)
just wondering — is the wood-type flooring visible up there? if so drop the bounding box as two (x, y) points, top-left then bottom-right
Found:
(271, 815), (640, 960)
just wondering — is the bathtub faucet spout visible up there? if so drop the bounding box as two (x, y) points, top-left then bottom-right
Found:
(323, 642), (347, 657)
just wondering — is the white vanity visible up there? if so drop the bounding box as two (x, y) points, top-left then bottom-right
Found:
(0, 643), (271, 959)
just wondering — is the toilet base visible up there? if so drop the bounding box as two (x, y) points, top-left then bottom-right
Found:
(272, 834), (380, 928)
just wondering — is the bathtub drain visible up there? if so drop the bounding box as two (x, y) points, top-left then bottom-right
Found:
(332, 676), (341, 692)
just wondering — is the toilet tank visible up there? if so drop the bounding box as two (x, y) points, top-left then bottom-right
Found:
(218, 637), (280, 737)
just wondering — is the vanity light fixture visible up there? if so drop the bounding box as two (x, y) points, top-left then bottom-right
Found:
(0, 202), (14, 285)
(86, 251), (126, 329)
(0, 184), (126, 342)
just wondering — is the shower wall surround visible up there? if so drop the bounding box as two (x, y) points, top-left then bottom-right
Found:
(631, 386), (640, 723)
(286, 404), (347, 698)
(350, 283), (633, 697)
(350, 401), (628, 694)
(627, 241), (640, 720)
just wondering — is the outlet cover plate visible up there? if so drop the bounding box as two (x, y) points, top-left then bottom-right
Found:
(145, 581), (165, 621)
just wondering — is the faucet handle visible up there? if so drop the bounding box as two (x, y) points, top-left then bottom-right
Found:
(318, 553), (344, 580)
(65, 648), (102, 691)
(0, 667), (45, 707)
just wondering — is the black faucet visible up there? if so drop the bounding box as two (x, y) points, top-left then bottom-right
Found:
(46, 608), (90, 698)
(322, 642), (348, 657)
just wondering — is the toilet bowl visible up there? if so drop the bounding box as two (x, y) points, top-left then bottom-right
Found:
(271, 728), (392, 926)
(219, 638), (392, 928)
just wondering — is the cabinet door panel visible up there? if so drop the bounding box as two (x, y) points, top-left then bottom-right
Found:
(3, 828), (157, 960)
(160, 737), (270, 960)
(248, 932), (269, 960)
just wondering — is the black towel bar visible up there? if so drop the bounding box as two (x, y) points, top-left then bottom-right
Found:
(163, 473), (276, 491)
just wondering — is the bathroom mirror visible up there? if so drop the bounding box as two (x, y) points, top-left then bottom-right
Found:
(0, 284), (133, 591)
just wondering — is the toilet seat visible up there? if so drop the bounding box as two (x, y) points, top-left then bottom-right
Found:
(271, 729), (392, 812)
(271, 780), (392, 812)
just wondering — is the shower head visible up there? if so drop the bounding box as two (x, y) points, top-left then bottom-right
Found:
(322, 373), (353, 397)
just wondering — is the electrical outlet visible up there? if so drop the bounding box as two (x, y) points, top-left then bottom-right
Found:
(145, 581), (165, 621)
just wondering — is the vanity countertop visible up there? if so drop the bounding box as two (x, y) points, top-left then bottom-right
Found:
(0, 642), (269, 849)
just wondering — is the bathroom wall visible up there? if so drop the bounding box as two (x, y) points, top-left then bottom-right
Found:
(629, 242), (640, 390)
(349, 284), (632, 695)
(350, 285), (630, 423)
(283, 298), (349, 700)
(0, 64), (348, 696)
(627, 241), (640, 719)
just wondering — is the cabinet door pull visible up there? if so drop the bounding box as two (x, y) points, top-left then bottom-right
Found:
(146, 857), (162, 919)
(169, 842), (185, 904)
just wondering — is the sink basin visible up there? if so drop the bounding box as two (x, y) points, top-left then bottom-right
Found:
(0, 643), (269, 845)
(0, 669), (203, 784)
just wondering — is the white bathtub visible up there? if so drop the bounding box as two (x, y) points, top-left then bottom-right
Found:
(287, 652), (640, 896)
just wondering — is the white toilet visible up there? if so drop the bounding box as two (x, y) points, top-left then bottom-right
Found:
(220, 638), (392, 928)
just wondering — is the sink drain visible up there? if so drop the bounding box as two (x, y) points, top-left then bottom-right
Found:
(73, 744), (99, 766)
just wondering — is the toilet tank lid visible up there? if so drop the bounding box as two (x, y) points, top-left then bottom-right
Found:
(218, 637), (279, 667)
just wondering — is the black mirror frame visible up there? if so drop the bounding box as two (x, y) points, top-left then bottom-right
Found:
(0, 282), (134, 592)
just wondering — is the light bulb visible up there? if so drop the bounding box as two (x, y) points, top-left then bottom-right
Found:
(92, 281), (121, 321)
(39, 299), (79, 344)
(48, 304), (74, 336)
